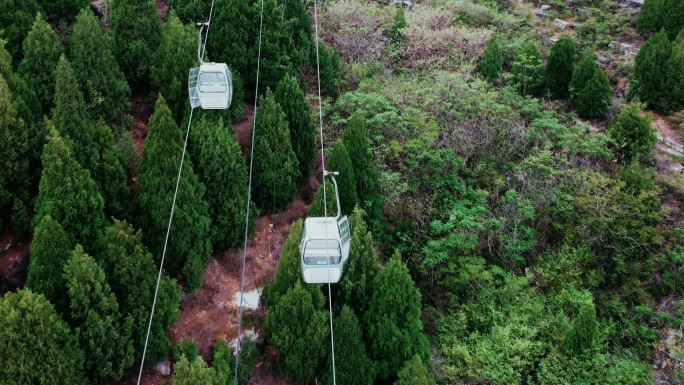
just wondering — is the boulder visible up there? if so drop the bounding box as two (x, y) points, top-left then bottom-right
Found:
(554, 18), (569, 30)
(155, 361), (171, 376)
(541, 4), (551, 11)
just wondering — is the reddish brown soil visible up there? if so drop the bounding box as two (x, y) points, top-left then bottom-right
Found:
(155, 0), (168, 17)
(0, 228), (30, 293)
(234, 102), (256, 158)
(129, 94), (152, 159)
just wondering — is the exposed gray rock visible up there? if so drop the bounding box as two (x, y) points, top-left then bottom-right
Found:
(541, 4), (551, 11)
(554, 18), (569, 30)
(155, 361), (171, 376)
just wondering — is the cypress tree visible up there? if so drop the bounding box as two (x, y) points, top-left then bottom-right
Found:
(390, 7), (407, 43)
(63, 245), (134, 381)
(631, 31), (671, 111)
(18, 13), (61, 113)
(317, 41), (341, 95)
(110, 0), (161, 89)
(545, 36), (576, 99)
(0, 0), (41, 63)
(637, 0), (664, 33)
(25, 215), (73, 316)
(275, 75), (315, 182)
(365, 252), (430, 381)
(283, 0), (313, 68)
(562, 301), (600, 357)
(664, 42), (684, 112)
(188, 115), (256, 251)
(168, 0), (210, 24)
(151, 10), (197, 122)
(479, 36), (503, 83)
(37, 0), (88, 22)
(0, 289), (86, 385)
(94, 119), (131, 221)
(662, 0), (684, 40)
(138, 95), (211, 290)
(207, 0), (252, 77)
(307, 179), (337, 217)
(33, 128), (106, 250)
(511, 42), (543, 96)
(608, 103), (656, 162)
(251, 88), (299, 211)
(569, 52), (597, 106)
(326, 141), (358, 215)
(395, 355), (437, 385)
(575, 67), (612, 119)
(68, 8), (130, 124)
(0, 40), (41, 125)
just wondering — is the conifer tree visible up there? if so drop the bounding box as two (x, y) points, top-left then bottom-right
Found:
(18, 13), (61, 113)
(637, 0), (664, 33)
(68, 8), (130, 124)
(207, 0), (252, 77)
(25, 215), (73, 316)
(479, 36), (503, 83)
(562, 301), (600, 357)
(307, 179), (337, 217)
(545, 36), (576, 99)
(0, 289), (86, 385)
(98, 220), (181, 363)
(608, 103), (656, 162)
(365, 252), (430, 381)
(327, 141), (358, 215)
(317, 41), (341, 95)
(0, 0), (41, 63)
(0, 40), (41, 125)
(342, 114), (383, 230)
(251, 88), (299, 211)
(168, 0), (210, 24)
(188, 115), (255, 251)
(511, 42), (543, 96)
(33, 128), (106, 250)
(53, 55), (100, 174)
(570, 52), (597, 106)
(94, 119), (131, 221)
(38, 0), (88, 22)
(664, 42), (684, 112)
(575, 67), (612, 119)
(151, 10), (197, 122)
(631, 31), (671, 111)
(171, 355), (219, 385)
(395, 355), (437, 385)
(283, 0), (313, 68)
(662, 0), (684, 40)
(275, 75), (316, 182)
(110, 0), (161, 89)
(64, 245), (134, 381)
(321, 305), (375, 385)
(390, 7), (407, 43)
(138, 95), (211, 290)
(267, 282), (329, 385)
(213, 338), (258, 385)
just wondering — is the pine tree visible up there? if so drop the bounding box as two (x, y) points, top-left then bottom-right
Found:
(251, 88), (299, 211)
(275, 75), (315, 182)
(0, 0), (41, 63)
(320, 305), (375, 385)
(52, 55), (100, 175)
(168, 0), (210, 24)
(342, 114), (383, 232)
(110, 0), (161, 89)
(662, 0), (684, 40)
(511, 42), (543, 96)
(545, 36), (576, 99)
(395, 355), (436, 385)
(479, 36), (503, 83)
(570, 52), (597, 106)
(68, 8), (130, 124)
(0, 289), (86, 385)
(326, 141), (358, 215)
(98, 219), (181, 363)
(365, 252), (430, 381)
(151, 10), (197, 122)
(284, 0), (313, 66)
(575, 67), (612, 119)
(0, 40), (42, 125)
(33, 128), (106, 250)
(25, 215), (73, 316)
(307, 179), (337, 217)
(390, 7), (407, 43)
(608, 103), (656, 162)
(631, 31), (672, 111)
(317, 41), (341, 95)
(37, 0), (88, 22)
(637, 0), (664, 33)
(64, 245), (134, 381)
(94, 119), (131, 221)
(171, 355), (219, 385)
(188, 115), (255, 251)
(138, 95), (212, 290)
(207, 0), (252, 77)
(562, 301), (601, 357)
(664, 42), (684, 112)
(267, 282), (329, 385)
(18, 13), (61, 113)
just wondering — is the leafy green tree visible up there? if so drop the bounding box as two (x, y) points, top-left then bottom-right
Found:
(94, 119), (131, 221)
(395, 354), (437, 385)
(321, 305), (375, 385)
(68, 8), (130, 124)
(33, 128), (106, 250)
(479, 36), (503, 82)
(18, 13), (61, 113)
(342, 113), (383, 230)
(637, 0), (664, 33)
(275, 75), (315, 182)
(0, 0), (41, 63)
(562, 301), (601, 357)
(25, 215), (73, 316)
(52, 55), (100, 174)
(570, 52), (597, 105)
(98, 219), (181, 363)
(511, 42), (543, 96)
(151, 10), (197, 122)
(575, 67), (612, 119)
(326, 141), (358, 215)
(251, 88), (299, 211)
(64, 245), (134, 381)
(138, 95), (211, 290)
(188, 115), (255, 251)
(365, 252), (430, 381)
(110, 0), (161, 89)
(631, 31), (671, 111)
(608, 103), (656, 162)
(545, 36), (576, 99)
(267, 282), (329, 385)
(0, 289), (85, 385)
(37, 0), (87, 21)
(307, 179), (336, 217)
(171, 355), (219, 385)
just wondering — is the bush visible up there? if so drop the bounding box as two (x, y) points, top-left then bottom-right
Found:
(545, 36), (576, 99)
(608, 103), (656, 162)
(479, 36), (503, 82)
(575, 67), (612, 119)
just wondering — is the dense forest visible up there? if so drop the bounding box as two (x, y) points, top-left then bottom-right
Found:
(1, 0), (684, 383)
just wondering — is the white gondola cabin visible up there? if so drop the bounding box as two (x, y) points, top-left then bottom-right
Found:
(188, 22), (233, 110)
(300, 171), (351, 284)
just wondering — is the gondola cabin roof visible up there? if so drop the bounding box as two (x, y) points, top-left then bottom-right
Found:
(303, 217), (341, 240)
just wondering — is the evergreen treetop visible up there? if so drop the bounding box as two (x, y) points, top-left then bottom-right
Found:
(19, 12), (61, 113)
(511, 42), (543, 96)
(575, 67), (612, 119)
(327, 141), (358, 216)
(545, 36), (576, 99)
(395, 354), (437, 385)
(479, 36), (503, 83)
(631, 30), (672, 111)
(608, 103), (656, 162)
(570, 52), (597, 105)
